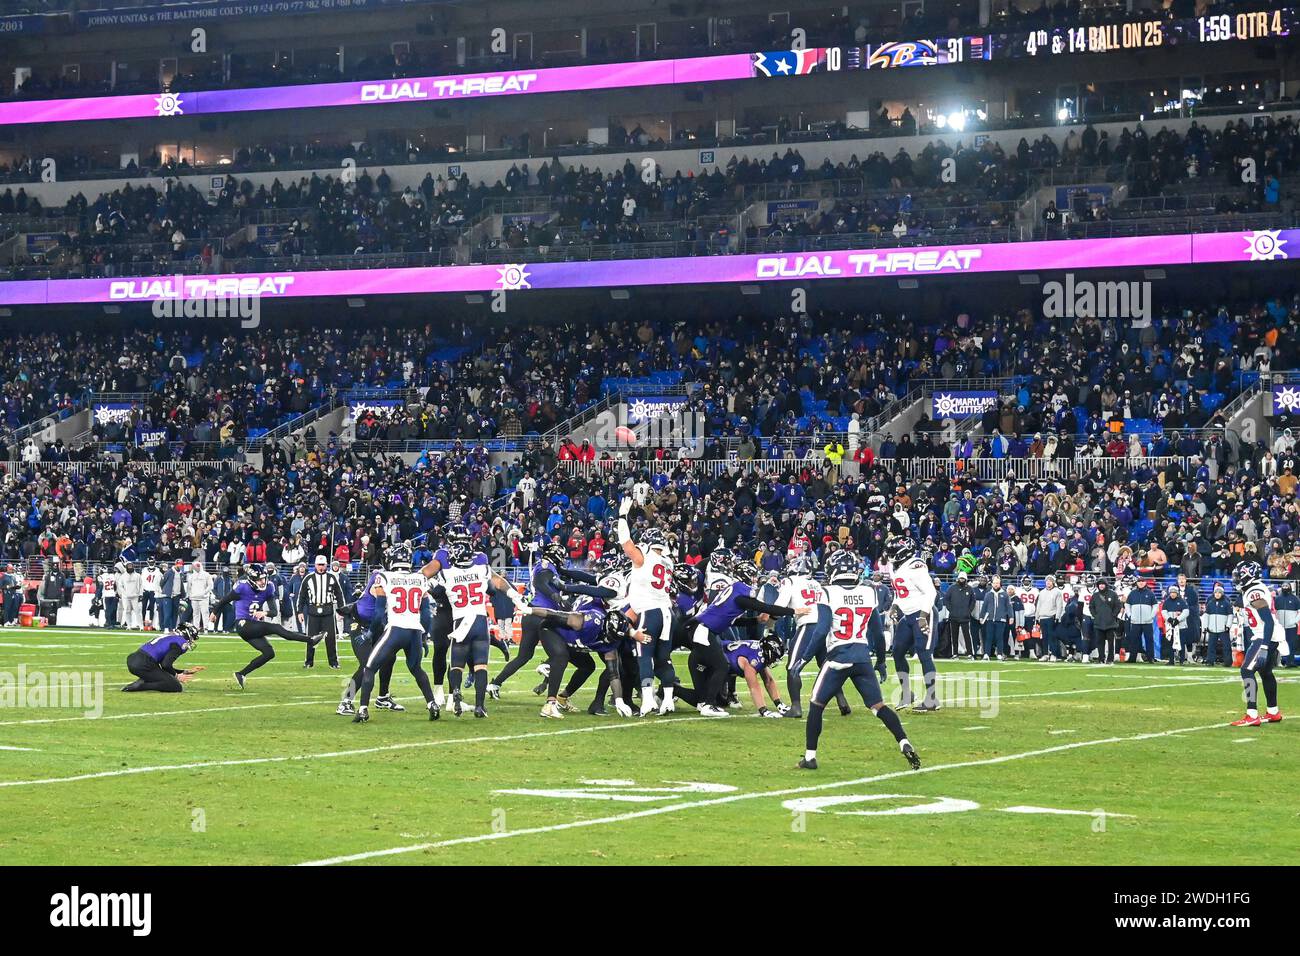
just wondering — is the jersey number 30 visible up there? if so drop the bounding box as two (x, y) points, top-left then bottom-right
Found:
(390, 586), (424, 614)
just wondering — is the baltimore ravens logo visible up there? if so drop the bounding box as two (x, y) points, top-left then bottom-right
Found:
(868, 40), (939, 68)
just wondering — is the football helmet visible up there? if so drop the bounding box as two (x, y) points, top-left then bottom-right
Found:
(826, 549), (861, 585)
(1232, 561), (1264, 591)
(385, 542), (413, 571)
(244, 563), (268, 588)
(673, 563), (703, 596)
(884, 536), (916, 565)
(639, 528), (669, 553)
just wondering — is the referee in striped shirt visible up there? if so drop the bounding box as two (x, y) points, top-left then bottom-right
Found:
(298, 555), (347, 668)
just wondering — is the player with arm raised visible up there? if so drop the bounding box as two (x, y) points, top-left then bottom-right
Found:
(209, 564), (318, 688)
(431, 528), (526, 717)
(799, 549), (920, 771)
(1229, 562), (1286, 727)
(351, 543), (441, 724)
(618, 497), (678, 716)
(887, 537), (940, 711)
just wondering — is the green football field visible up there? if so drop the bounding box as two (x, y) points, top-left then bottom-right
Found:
(0, 627), (1293, 866)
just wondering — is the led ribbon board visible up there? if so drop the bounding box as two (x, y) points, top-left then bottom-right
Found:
(0, 230), (1287, 306)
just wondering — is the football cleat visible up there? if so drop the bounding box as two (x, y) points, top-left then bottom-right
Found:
(351, 706), (369, 724)
(336, 700), (356, 716)
(452, 692), (464, 717)
(902, 742), (921, 770)
(783, 706), (804, 719)
(796, 756), (818, 771)
(374, 695), (405, 712)
(588, 703), (609, 717)
(531, 680), (548, 696)
(1263, 711), (1284, 723)
(556, 696), (577, 714)
(486, 683), (501, 700)
(540, 700), (564, 719)
(913, 700), (941, 713)
(1230, 714), (1262, 727)
(473, 706), (487, 718)
(427, 701), (441, 721)
(776, 702), (791, 716)
(233, 671), (246, 689)
(303, 661), (313, 669)
(759, 708), (782, 718)
(698, 704), (731, 718)
(462, 671), (474, 690)
(839, 704), (853, 716)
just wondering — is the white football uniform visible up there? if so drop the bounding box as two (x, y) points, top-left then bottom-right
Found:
(626, 548), (673, 614)
(377, 570), (428, 630)
(776, 575), (827, 615)
(437, 557), (492, 641)
(1018, 586), (1038, 620)
(599, 570), (630, 607)
(822, 583), (879, 652)
(891, 557), (936, 616)
(1243, 582), (1282, 644)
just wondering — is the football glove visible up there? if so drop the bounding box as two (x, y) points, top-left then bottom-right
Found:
(614, 700), (634, 717)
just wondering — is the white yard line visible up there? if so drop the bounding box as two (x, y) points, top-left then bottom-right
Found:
(296, 721), (1227, 866)
(0, 745), (38, 751)
(0, 716), (713, 789)
(996, 679), (1237, 700)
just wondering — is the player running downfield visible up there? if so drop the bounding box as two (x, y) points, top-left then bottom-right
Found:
(799, 549), (920, 771)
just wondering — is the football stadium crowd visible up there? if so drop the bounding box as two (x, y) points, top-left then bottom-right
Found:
(6, 295), (1292, 462)
(2, 301), (1298, 633)
(4, 111), (1298, 280)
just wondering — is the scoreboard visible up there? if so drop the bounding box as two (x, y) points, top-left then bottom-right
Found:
(1006, 7), (1292, 57)
(751, 6), (1294, 76)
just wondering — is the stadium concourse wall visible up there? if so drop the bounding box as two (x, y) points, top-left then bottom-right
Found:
(10, 108), (1297, 212)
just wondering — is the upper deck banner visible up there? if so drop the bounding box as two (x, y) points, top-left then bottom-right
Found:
(0, 229), (1287, 306)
